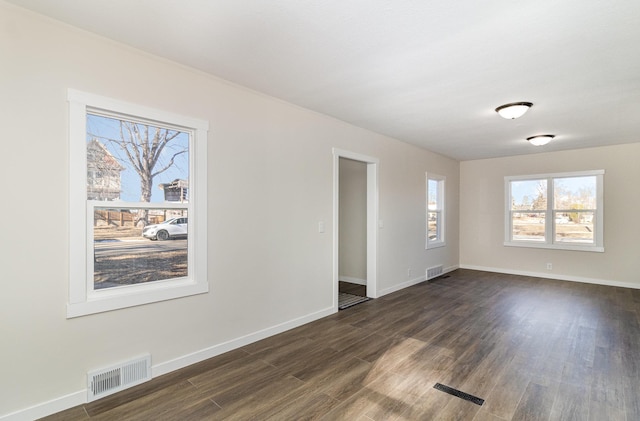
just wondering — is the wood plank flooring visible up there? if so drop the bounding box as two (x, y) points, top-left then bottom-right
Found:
(41, 269), (640, 420)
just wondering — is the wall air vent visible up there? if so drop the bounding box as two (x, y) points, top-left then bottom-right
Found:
(426, 265), (444, 280)
(87, 354), (151, 402)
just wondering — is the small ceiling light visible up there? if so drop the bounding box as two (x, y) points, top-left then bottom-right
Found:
(527, 134), (555, 146)
(495, 102), (533, 119)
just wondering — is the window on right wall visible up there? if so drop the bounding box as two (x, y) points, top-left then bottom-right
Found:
(426, 173), (446, 249)
(505, 170), (604, 252)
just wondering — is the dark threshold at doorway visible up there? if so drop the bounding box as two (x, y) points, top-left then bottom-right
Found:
(338, 281), (369, 310)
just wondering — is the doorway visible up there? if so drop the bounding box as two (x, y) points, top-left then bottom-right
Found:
(332, 148), (378, 311)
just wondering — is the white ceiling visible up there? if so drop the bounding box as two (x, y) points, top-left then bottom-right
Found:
(7, 0), (640, 160)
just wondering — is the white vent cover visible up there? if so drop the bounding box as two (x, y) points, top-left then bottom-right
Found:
(426, 265), (444, 280)
(88, 354), (151, 401)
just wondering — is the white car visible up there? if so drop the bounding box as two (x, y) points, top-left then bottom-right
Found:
(142, 217), (188, 240)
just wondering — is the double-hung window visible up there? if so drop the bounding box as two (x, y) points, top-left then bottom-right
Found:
(426, 173), (446, 249)
(505, 170), (604, 252)
(68, 89), (208, 317)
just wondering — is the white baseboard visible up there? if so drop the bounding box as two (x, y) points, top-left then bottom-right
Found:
(378, 275), (425, 296)
(152, 305), (335, 377)
(444, 265), (459, 275)
(338, 276), (367, 285)
(0, 306), (335, 421)
(0, 391), (86, 421)
(377, 265), (459, 297)
(459, 264), (640, 290)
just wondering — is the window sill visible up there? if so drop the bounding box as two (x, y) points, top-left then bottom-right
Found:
(67, 280), (208, 318)
(504, 241), (604, 253)
(427, 241), (446, 250)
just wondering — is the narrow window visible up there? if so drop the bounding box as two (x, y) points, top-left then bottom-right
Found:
(426, 174), (446, 249)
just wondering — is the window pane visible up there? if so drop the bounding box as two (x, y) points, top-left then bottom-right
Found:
(86, 113), (190, 203)
(428, 211), (439, 240)
(512, 212), (546, 241)
(428, 179), (439, 210)
(554, 211), (594, 244)
(554, 176), (596, 210)
(94, 208), (188, 289)
(511, 179), (547, 210)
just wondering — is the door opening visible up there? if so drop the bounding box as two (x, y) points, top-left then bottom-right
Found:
(333, 148), (378, 311)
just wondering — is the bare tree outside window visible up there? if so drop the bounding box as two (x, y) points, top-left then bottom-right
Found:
(118, 121), (185, 225)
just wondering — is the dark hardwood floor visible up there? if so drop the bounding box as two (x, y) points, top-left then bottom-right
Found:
(41, 269), (640, 420)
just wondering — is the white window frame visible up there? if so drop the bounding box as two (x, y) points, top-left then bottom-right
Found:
(504, 170), (604, 252)
(68, 89), (208, 318)
(426, 173), (446, 249)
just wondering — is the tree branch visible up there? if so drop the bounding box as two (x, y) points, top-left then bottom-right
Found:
(152, 149), (188, 178)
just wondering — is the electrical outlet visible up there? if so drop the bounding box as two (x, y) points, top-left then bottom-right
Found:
(546, 263), (552, 270)
(407, 268), (412, 278)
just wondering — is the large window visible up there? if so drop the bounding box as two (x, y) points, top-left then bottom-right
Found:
(426, 173), (445, 249)
(505, 170), (604, 252)
(68, 89), (208, 317)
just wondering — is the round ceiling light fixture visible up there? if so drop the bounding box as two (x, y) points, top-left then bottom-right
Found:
(495, 102), (533, 119)
(526, 134), (555, 146)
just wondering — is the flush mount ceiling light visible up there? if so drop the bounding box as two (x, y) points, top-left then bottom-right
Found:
(495, 102), (533, 119)
(527, 134), (555, 146)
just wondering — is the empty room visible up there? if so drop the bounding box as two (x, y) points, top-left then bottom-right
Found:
(1, 1), (639, 420)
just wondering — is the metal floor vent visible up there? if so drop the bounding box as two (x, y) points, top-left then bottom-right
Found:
(88, 354), (151, 401)
(433, 383), (485, 406)
(426, 265), (444, 280)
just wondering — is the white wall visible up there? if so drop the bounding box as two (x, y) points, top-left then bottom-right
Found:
(339, 158), (367, 283)
(460, 143), (640, 287)
(0, 3), (459, 417)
